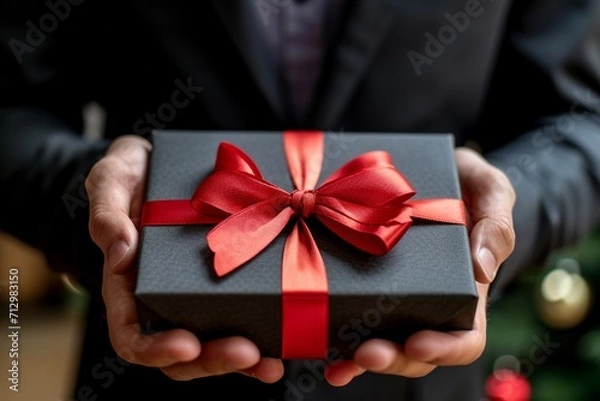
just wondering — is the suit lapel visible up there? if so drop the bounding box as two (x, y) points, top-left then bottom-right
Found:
(311, 0), (401, 128)
(211, 0), (400, 127)
(211, 0), (285, 120)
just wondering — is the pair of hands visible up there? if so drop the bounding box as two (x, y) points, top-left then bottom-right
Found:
(85, 135), (516, 385)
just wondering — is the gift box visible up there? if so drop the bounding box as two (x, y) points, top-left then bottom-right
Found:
(135, 130), (478, 360)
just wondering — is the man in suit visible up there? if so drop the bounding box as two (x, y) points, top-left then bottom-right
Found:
(1, 0), (599, 399)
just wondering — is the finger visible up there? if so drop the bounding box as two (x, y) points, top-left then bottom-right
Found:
(353, 339), (436, 378)
(455, 148), (516, 283)
(240, 357), (285, 383)
(85, 135), (151, 273)
(102, 265), (201, 367)
(404, 283), (489, 365)
(160, 336), (262, 381)
(324, 360), (366, 387)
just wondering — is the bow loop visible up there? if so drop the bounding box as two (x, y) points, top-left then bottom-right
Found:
(191, 143), (289, 217)
(321, 150), (395, 185)
(315, 205), (414, 255)
(315, 167), (415, 220)
(214, 142), (265, 177)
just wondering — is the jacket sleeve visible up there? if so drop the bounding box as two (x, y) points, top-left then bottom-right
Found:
(475, 0), (600, 300)
(0, 5), (109, 293)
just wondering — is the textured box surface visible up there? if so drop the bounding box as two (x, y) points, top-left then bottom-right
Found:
(135, 131), (478, 359)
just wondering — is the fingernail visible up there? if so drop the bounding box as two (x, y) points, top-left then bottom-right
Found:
(477, 248), (497, 282)
(108, 240), (130, 270)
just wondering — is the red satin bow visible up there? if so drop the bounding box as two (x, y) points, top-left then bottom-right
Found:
(141, 131), (468, 359)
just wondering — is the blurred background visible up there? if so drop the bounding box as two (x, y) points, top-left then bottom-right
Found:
(1, 225), (600, 401)
(0, 232), (89, 401)
(483, 225), (600, 401)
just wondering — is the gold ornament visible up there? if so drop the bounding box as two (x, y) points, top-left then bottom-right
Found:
(536, 266), (593, 329)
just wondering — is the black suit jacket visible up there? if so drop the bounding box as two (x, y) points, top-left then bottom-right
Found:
(1, 1), (600, 400)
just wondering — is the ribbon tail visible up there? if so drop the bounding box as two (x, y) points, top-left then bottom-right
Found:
(207, 198), (294, 276)
(281, 219), (329, 359)
(407, 199), (469, 226)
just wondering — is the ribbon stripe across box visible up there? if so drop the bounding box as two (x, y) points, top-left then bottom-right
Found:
(135, 130), (478, 360)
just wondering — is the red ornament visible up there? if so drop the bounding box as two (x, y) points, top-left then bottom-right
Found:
(485, 369), (531, 401)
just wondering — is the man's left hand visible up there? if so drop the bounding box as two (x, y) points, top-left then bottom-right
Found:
(325, 147), (516, 386)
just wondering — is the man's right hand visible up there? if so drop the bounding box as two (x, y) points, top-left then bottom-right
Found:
(85, 135), (284, 382)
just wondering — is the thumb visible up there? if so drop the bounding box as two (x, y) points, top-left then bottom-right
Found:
(470, 215), (516, 283)
(85, 135), (151, 273)
(456, 148), (516, 283)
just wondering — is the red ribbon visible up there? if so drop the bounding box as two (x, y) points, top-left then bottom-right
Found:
(141, 131), (468, 359)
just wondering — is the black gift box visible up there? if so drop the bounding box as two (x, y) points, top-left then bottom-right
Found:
(135, 131), (478, 359)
